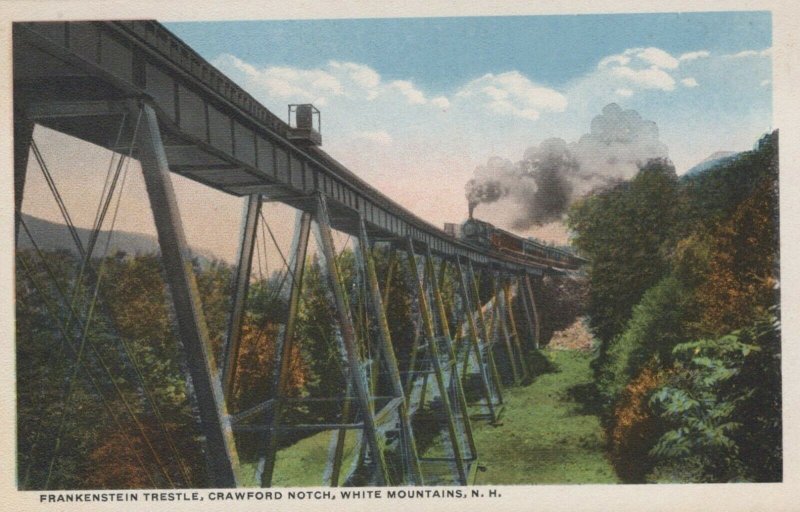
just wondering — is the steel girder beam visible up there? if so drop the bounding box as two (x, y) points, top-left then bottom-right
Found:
(326, 381), (355, 486)
(357, 219), (423, 485)
(14, 109), (34, 242)
(486, 275), (504, 377)
(135, 101), (239, 487)
(437, 258), (470, 384)
(25, 100), (130, 119)
(468, 261), (504, 405)
(504, 279), (530, 381)
(425, 249), (477, 462)
(517, 273), (537, 354)
(381, 250), (396, 308)
(442, 261), (472, 383)
(313, 194), (390, 486)
(493, 276), (520, 385)
(339, 229), (372, 485)
(454, 258), (499, 422)
(523, 274), (542, 350)
(403, 253), (429, 401)
(257, 210), (312, 487)
(223, 194), (263, 404)
(405, 238), (468, 484)
(416, 257), (434, 409)
(456, 260), (497, 422)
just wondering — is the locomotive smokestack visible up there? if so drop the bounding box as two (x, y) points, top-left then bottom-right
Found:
(465, 173), (507, 221)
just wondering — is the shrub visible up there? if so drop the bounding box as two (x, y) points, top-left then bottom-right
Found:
(648, 315), (780, 482)
(568, 159), (681, 346)
(609, 365), (666, 482)
(595, 276), (688, 409)
(694, 180), (779, 336)
(730, 313), (782, 481)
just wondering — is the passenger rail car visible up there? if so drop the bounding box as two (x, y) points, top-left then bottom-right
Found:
(460, 218), (586, 271)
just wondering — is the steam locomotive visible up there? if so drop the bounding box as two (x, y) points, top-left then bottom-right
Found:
(459, 218), (587, 271)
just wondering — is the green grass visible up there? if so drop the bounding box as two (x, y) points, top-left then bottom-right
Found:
(239, 431), (359, 487)
(470, 349), (619, 484)
(240, 349), (618, 486)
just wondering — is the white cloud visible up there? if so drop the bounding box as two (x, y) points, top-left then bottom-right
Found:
(213, 55), (453, 112)
(761, 79), (771, 87)
(611, 65), (676, 91)
(679, 50), (710, 62)
(482, 85), (509, 101)
(600, 47), (680, 70)
(633, 47), (680, 69)
(218, 53), (259, 76)
(330, 61), (381, 89)
(591, 47), (711, 94)
(260, 66), (341, 99)
(329, 60), (381, 99)
(725, 48), (772, 59)
(456, 71), (567, 121)
(214, 54), (343, 103)
(390, 80), (427, 105)
(598, 54), (631, 68)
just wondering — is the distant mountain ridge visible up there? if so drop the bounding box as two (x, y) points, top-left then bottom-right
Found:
(17, 213), (219, 263)
(684, 151), (740, 177)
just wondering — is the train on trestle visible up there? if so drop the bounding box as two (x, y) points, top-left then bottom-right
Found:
(459, 218), (587, 271)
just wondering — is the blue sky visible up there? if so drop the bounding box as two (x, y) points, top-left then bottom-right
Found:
(163, 13), (772, 244)
(166, 12), (770, 91)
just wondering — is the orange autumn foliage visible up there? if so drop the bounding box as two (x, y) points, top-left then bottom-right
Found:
(85, 319), (309, 489)
(695, 181), (778, 336)
(86, 419), (204, 489)
(229, 319), (308, 411)
(610, 365), (666, 482)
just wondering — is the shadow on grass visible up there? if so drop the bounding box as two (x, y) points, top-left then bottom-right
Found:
(461, 347), (559, 398)
(410, 404), (447, 455)
(527, 349), (558, 377)
(564, 381), (605, 416)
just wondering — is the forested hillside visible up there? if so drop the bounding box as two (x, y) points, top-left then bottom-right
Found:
(16, 239), (455, 488)
(567, 131), (780, 482)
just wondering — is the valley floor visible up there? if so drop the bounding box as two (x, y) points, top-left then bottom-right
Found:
(471, 349), (618, 485)
(239, 345), (618, 486)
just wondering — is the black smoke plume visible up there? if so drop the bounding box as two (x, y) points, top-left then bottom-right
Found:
(466, 157), (515, 218)
(466, 103), (669, 227)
